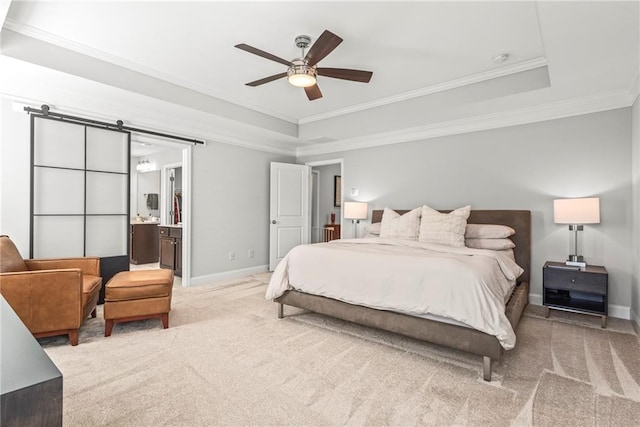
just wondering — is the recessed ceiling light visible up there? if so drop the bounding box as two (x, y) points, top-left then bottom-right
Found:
(493, 53), (510, 64)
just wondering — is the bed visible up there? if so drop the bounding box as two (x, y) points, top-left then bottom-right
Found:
(268, 209), (531, 381)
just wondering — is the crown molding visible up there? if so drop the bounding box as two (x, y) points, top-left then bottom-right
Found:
(0, 54), (298, 156)
(3, 19), (299, 124)
(298, 57), (548, 125)
(4, 18), (636, 159)
(110, 105), (297, 157)
(296, 90), (631, 157)
(1, 89), (297, 157)
(5, 19), (554, 129)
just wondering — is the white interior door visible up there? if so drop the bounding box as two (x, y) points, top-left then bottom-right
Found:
(269, 162), (310, 271)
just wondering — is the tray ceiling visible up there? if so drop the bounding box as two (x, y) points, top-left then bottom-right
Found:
(1, 1), (638, 156)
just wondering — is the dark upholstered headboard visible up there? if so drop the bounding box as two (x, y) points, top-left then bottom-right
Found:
(371, 209), (532, 284)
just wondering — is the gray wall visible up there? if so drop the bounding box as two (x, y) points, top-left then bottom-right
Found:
(632, 95), (640, 327)
(0, 97), (30, 256)
(299, 108), (633, 311)
(1, 94), (635, 316)
(190, 142), (293, 277)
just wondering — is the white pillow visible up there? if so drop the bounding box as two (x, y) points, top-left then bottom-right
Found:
(465, 224), (515, 239)
(379, 207), (421, 240)
(465, 238), (515, 250)
(419, 205), (471, 247)
(364, 222), (381, 235)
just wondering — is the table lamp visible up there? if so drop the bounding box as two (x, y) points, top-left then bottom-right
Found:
(553, 197), (600, 267)
(344, 202), (368, 238)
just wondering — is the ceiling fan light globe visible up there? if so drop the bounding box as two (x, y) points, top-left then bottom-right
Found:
(288, 73), (316, 88)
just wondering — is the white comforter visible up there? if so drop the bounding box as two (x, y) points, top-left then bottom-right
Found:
(266, 238), (524, 349)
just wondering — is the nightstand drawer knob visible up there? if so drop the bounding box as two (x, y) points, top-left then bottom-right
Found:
(571, 278), (576, 283)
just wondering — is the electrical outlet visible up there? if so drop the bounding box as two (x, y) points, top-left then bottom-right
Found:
(228, 251), (235, 261)
(248, 249), (254, 258)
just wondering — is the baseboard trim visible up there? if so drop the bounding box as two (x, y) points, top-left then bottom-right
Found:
(528, 293), (630, 320)
(608, 304), (631, 320)
(631, 309), (640, 336)
(529, 293), (542, 306)
(189, 265), (268, 287)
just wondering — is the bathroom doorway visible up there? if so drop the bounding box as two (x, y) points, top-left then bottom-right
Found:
(130, 143), (191, 287)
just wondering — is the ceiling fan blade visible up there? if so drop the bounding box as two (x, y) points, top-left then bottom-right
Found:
(304, 84), (323, 101)
(235, 43), (292, 66)
(245, 72), (287, 87)
(317, 68), (373, 83)
(304, 30), (343, 66)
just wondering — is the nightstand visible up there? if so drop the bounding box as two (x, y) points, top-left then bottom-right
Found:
(543, 261), (608, 327)
(323, 224), (341, 242)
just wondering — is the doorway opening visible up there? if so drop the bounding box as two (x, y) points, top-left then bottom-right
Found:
(306, 159), (344, 243)
(130, 140), (192, 287)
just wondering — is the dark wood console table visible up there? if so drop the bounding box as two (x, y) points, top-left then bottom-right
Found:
(1, 296), (62, 426)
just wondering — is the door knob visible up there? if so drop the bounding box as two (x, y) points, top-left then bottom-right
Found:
(271, 220), (277, 224)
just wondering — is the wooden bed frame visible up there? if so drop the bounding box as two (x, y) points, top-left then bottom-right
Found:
(275, 209), (531, 381)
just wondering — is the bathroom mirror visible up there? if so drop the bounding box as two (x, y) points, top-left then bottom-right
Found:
(135, 169), (160, 219)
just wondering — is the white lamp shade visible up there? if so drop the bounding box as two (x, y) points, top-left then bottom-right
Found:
(344, 202), (368, 220)
(553, 197), (600, 224)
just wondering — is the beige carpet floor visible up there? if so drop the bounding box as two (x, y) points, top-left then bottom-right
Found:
(40, 273), (640, 426)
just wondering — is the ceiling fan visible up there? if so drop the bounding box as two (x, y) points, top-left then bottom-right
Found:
(235, 30), (373, 101)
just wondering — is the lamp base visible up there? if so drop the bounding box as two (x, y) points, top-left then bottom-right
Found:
(566, 260), (586, 268)
(352, 219), (360, 238)
(566, 255), (586, 268)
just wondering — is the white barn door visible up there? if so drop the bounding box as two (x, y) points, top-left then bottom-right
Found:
(269, 162), (310, 271)
(31, 116), (130, 303)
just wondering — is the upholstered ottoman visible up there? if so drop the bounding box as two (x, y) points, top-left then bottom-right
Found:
(104, 269), (174, 337)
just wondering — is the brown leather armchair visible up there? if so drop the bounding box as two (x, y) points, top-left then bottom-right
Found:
(0, 235), (102, 345)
